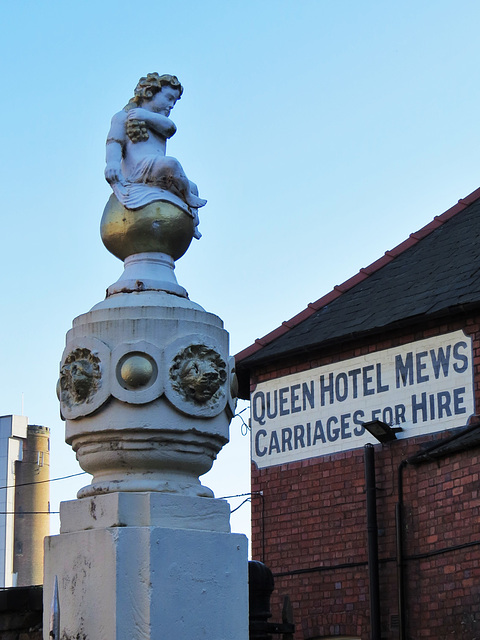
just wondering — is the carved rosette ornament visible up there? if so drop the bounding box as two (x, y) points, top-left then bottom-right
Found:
(170, 344), (227, 406)
(164, 337), (230, 418)
(58, 338), (111, 420)
(110, 340), (164, 404)
(60, 348), (100, 405)
(59, 336), (233, 416)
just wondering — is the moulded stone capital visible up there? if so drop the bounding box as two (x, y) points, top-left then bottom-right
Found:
(71, 428), (226, 498)
(58, 336), (111, 420)
(59, 289), (237, 498)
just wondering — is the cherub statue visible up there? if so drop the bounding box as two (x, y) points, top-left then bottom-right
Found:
(105, 73), (205, 237)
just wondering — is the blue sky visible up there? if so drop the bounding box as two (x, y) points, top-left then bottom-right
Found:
(1, 0), (480, 540)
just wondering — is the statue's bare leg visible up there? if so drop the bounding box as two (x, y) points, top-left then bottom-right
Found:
(147, 157), (206, 209)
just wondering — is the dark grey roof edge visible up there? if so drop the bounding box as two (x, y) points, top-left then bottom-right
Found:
(235, 187), (480, 398)
(239, 300), (480, 370)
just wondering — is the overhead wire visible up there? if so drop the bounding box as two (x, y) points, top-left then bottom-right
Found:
(0, 511), (59, 515)
(0, 471), (87, 493)
(231, 497), (251, 514)
(0, 472), (87, 516)
(234, 406), (250, 435)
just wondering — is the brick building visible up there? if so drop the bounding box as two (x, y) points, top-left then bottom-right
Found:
(236, 188), (480, 639)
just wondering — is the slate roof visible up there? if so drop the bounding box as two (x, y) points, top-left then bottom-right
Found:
(236, 187), (480, 391)
(407, 419), (480, 465)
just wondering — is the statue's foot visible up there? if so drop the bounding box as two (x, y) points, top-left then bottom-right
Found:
(185, 192), (207, 208)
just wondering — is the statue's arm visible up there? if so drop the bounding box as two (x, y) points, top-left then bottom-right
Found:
(105, 111), (126, 184)
(127, 108), (177, 139)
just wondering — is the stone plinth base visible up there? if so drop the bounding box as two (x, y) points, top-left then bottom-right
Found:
(59, 492), (232, 533)
(43, 494), (248, 640)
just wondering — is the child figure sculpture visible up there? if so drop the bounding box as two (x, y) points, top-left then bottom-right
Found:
(105, 73), (205, 237)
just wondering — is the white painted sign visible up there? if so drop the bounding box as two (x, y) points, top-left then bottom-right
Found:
(251, 330), (475, 468)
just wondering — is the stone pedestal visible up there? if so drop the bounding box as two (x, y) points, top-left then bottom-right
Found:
(47, 152), (246, 638)
(45, 288), (248, 640)
(44, 494), (248, 640)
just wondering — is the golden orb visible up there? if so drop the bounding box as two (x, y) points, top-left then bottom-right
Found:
(101, 195), (195, 261)
(119, 354), (155, 389)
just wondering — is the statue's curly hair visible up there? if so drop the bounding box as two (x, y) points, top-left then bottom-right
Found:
(124, 73), (183, 143)
(125, 73), (183, 109)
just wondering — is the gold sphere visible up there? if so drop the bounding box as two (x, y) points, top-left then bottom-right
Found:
(101, 195), (195, 261)
(119, 355), (155, 389)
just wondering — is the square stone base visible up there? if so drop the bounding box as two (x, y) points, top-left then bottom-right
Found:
(59, 492), (232, 533)
(44, 496), (248, 640)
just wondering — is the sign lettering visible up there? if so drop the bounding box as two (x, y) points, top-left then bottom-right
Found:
(251, 331), (474, 468)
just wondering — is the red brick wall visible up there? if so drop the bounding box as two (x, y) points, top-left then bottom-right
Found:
(250, 314), (480, 639)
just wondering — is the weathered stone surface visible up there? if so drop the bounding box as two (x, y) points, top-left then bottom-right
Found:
(44, 521), (248, 640)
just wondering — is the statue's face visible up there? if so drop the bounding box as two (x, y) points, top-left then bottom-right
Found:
(149, 86), (181, 116)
